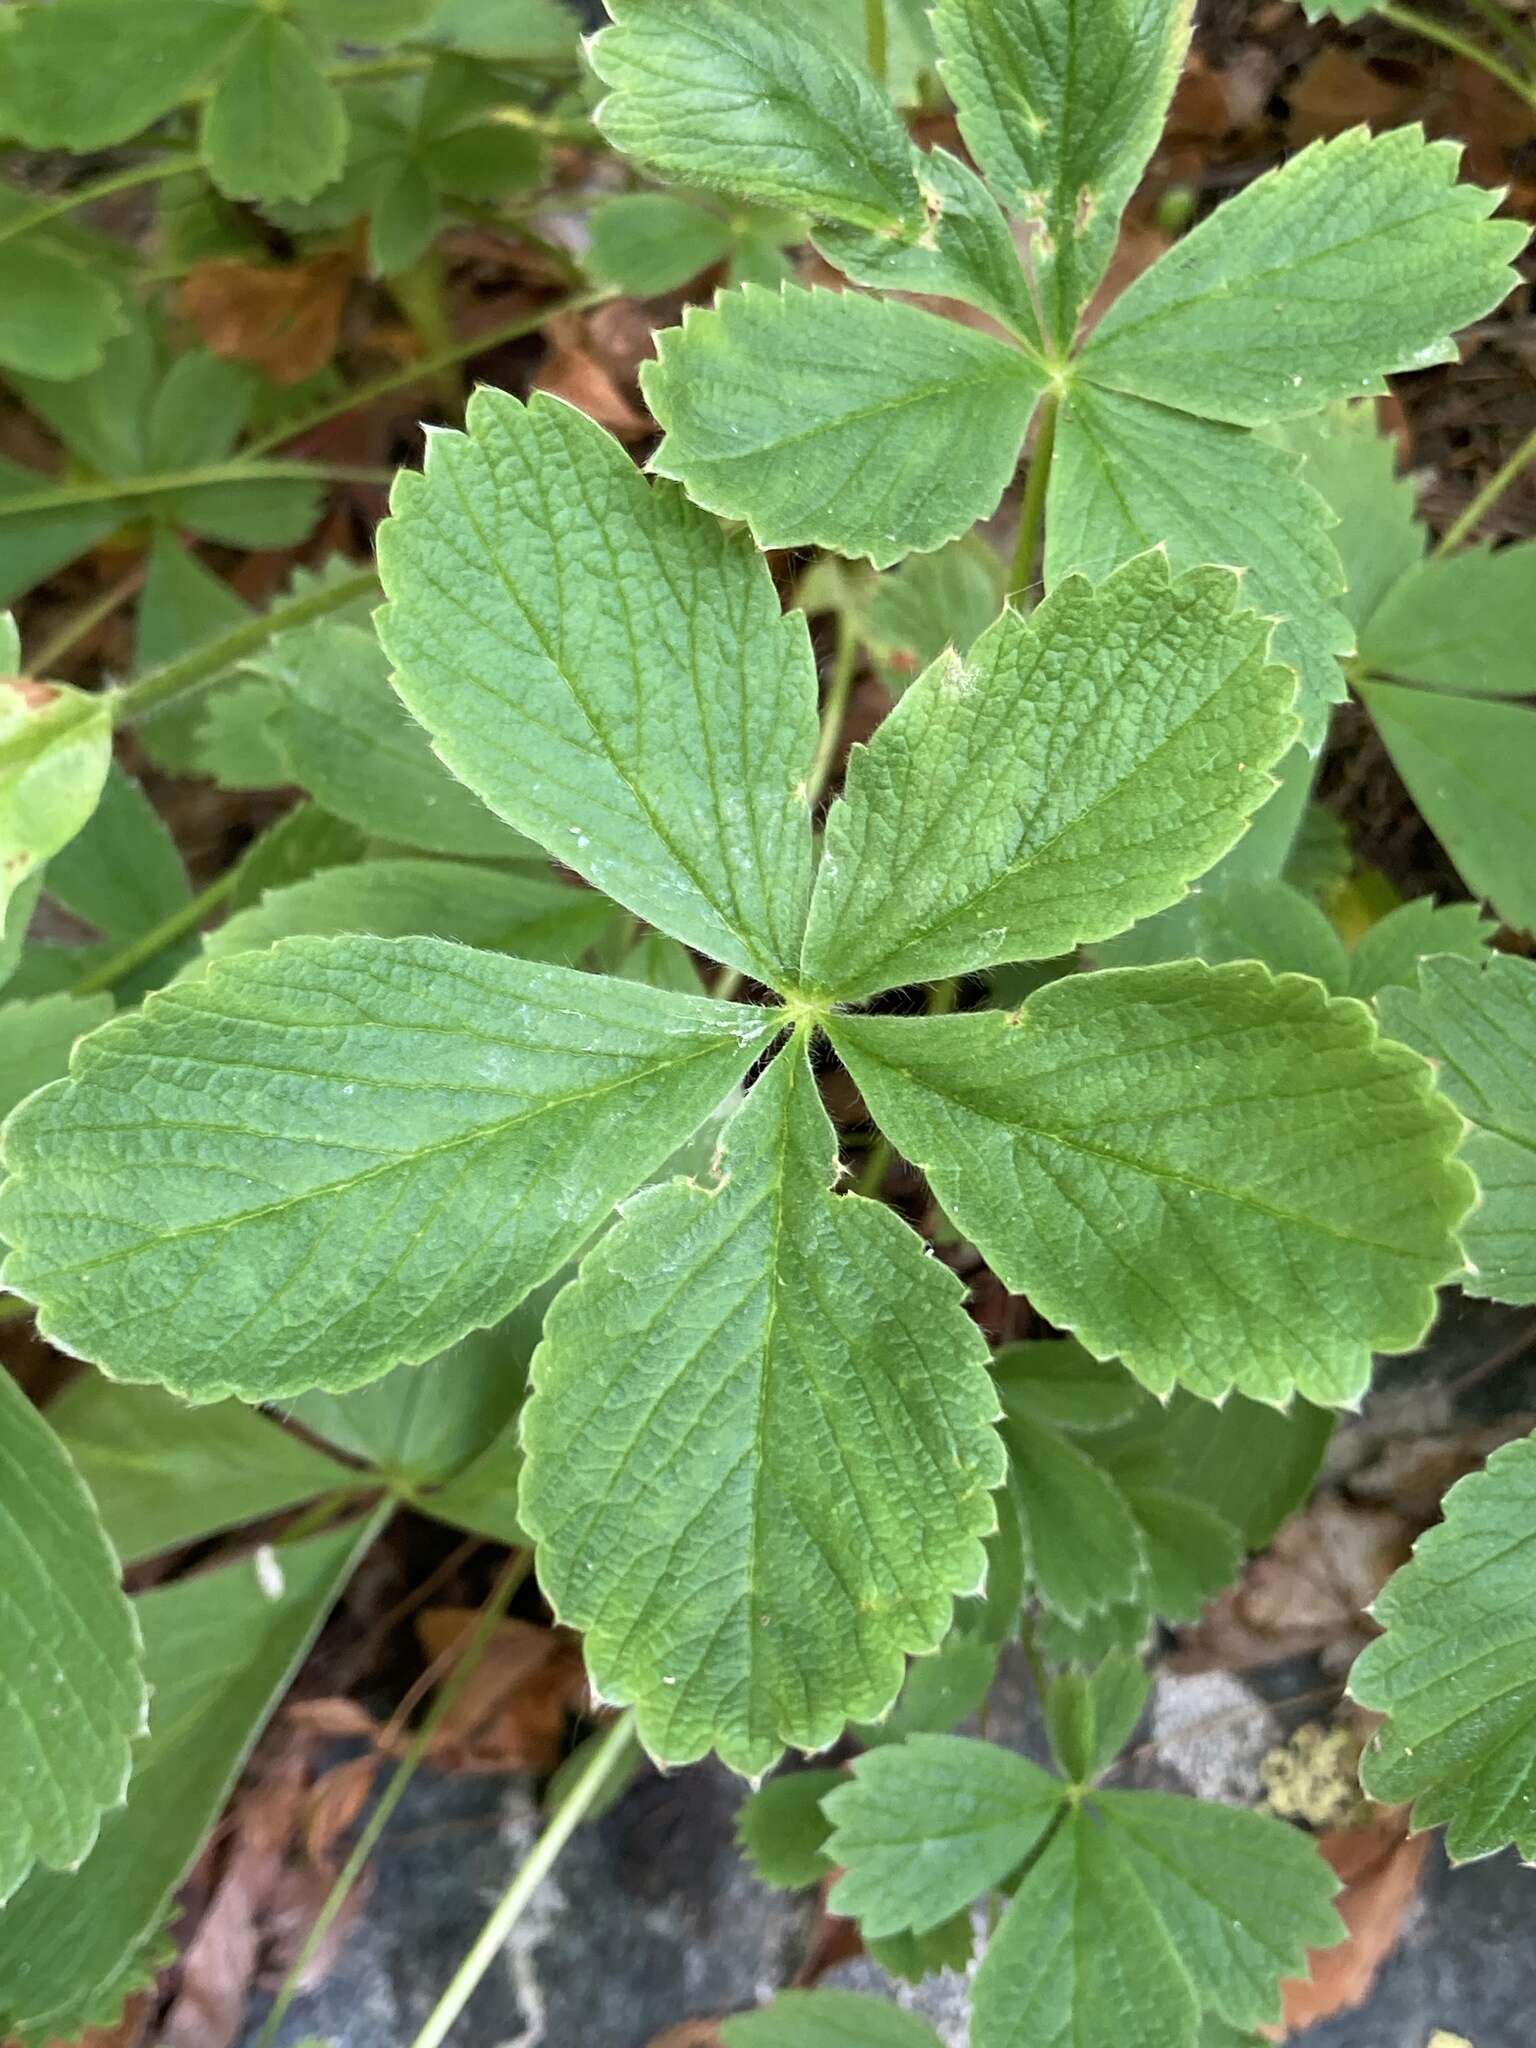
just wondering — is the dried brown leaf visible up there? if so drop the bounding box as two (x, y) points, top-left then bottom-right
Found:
(180, 253), (355, 386)
(1277, 1820), (1431, 2035)
(415, 1609), (588, 1773)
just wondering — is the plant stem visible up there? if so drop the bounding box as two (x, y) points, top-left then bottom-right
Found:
(1377, 3), (1536, 106)
(1457, 0), (1536, 72)
(255, 1551), (532, 2048)
(389, 248), (464, 411)
(408, 1708), (640, 2048)
(69, 868), (241, 997)
(807, 608), (861, 803)
(28, 562), (146, 675)
(113, 565), (379, 727)
(1007, 391), (1060, 606)
(0, 156), (187, 248)
(1432, 421), (1536, 555)
(0, 460), (392, 519)
(242, 286), (615, 458)
(864, 0), (889, 86)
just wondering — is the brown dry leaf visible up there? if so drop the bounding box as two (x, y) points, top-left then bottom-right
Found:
(1288, 49), (1415, 147)
(1347, 1416), (1536, 1521)
(1175, 1493), (1414, 1675)
(303, 1753), (379, 1875)
(180, 252), (355, 386)
(1170, 49), (1276, 139)
(74, 1992), (153, 2048)
(646, 2024), (727, 2048)
(534, 308), (651, 440)
(415, 1608), (588, 1772)
(1275, 1820), (1432, 2036)
(285, 1696), (384, 1743)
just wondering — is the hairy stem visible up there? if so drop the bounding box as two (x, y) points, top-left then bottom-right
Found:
(0, 155), (189, 247)
(255, 1551), (532, 2048)
(408, 1709), (641, 2048)
(1378, 3), (1536, 106)
(807, 608), (861, 803)
(1433, 420), (1536, 555)
(0, 460), (392, 519)
(68, 868), (241, 998)
(1007, 391), (1060, 606)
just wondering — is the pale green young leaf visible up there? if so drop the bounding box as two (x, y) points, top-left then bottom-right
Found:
(1348, 898), (1494, 1002)
(824, 1734), (1063, 1936)
(932, 0), (1192, 348)
(200, 858), (616, 968)
(1092, 1791), (1343, 2029)
(0, 1521), (375, 2048)
(0, 1371), (145, 1908)
(0, 936), (776, 1402)
(0, 993), (112, 1121)
(1378, 953), (1536, 1305)
(814, 146), (1042, 345)
(1081, 127), (1525, 425)
(642, 286), (1047, 567)
(258, 621), (540, 863)
(378, 389), (817, 983)
(1045, 1652), (1150, 1784)
(722, 1990), (946, 2048)
(1360, 680), (1536, 933)
(993, 1338), (1147, 1435)
(0, 874), (41, 996)
(1276, 401), (1423, 631)
(521, 1041), (1004, 1775)
(1353, 1431), (1536, 1859)
(830, 960), (1473, 1405)
(48, 1378), (346, 1566)
(0, 239), (125, 381)
(737, 1769), (842, 1888)
(1047, 383), (1351, 746)
(0, 0), (251, 149)
(203, 15), (347, 205)
(1005, 1418), (1148, 1622)
(1360, 542), (1536, 697)
(863, 535), (1005, 694)
(0, 680), (112, 926)
(586, 193), (735, 296)
(801, 554), (1296, 999)
(591, 0), (921, 234)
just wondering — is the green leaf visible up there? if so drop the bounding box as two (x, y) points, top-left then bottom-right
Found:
(0, 1519), (376, 2048)
(1005, 1417), (1148, 1622)
(378, 389), (818, 982)
(0, 460), (121, 610)
(134, 533), (252, 773)
(0, 1370), (145, 1908)
(258, 620), (539, 863)
(421, 0), (582, 63)
(858, 1632), (1002, 1744)
(49, 1377), (347, 1565)
(1167, 877), (1350, 991)
(1277, 400), (1423, 631)
(0, 238), (126, 380)
(932, 0), (1192, 347)
(721, 1990), (946, 2048)
(369, 161), (440, 276)
(972, 1794), (1340, 2048)
(1348, 897), (1493, 1001)
(0, 873), (41, 995)
(1360, 542), (1536, 697)
(1080, 127), (1526, 426)
(800, 554), (1296, 999)
(737, 1768), (842, 1888)
(0, 0), (252, 148)
(1045, 1652), (1150, 1783)
(993, 1338), (1148, 1435)
(1360, 679), (1536, 933)
(0, 991), (112, 1120)
(1378, 953), (1536, 1306)
(46, 765), (191, 955)
(296, 0), (439, 38)
(521, 1040), (1005, 1774)
(195, 678), (290, 789)
(824, 1734), (1062, 1936)
(830, 959), (1473, 1405)
(418, 1415), (526, 1546)
(203, 14), (348, 205)
(643, 285), (1048, 567)
(200, 858), (616, 968)
(619, 930), (701, 994)
(814, 145), (1041, 344)
(0, 680), (112, 927)
(868, 1911), (975, 1985)
(1048, 382), (1351, 747)
(0, 936), (776, 1402)
(228, 802), (367, 911)
(586, 192), (735, 296)
(1122, 1484), (1245, 1622)
(591, 0), (922, 233)
(862, 535), (1005, 693)
(1353, 1430), (1536, 1859)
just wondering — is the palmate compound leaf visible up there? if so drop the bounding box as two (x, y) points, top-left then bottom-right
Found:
(591, 0), (923, 233)
(0, 936), (776, 1402)
(931, 0), (1193, 349)
(1079, 126), (1526, 427)
(1378, 953), (1536, 1306)
(641, 285), (1048, 567)
(798, 552), (1298, 1000)
(831, 959), (1474, 1406)
(1352, 1432), (1536, 1860)
(0, 1371), (146, 1908)
(376, 389), (818, 984)
(520, 1036), (1006, 1775)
